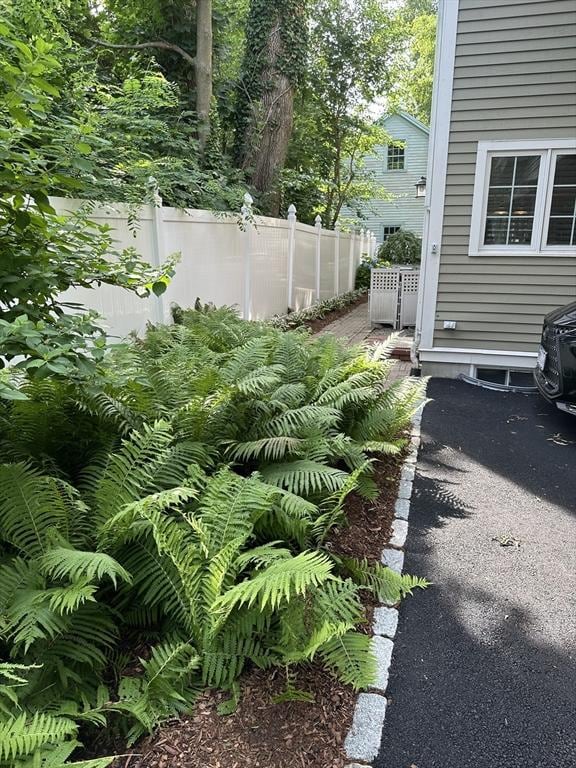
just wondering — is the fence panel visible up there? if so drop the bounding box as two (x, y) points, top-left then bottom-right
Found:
(54, 198), (159, 338)
(339, 234), (352, 292)
(161, 208), (243, 315)
(399, 270), (420, 328)
(369, 269), (400, 326)
(52, 196), (367, 337)
(292, 223), (317, 311)
(250, 217), (289, 319)
(320, 230), (335, 300)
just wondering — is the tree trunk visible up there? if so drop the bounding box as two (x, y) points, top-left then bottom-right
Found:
(242, 16), (295, 216)
(196, 0), (213, 155)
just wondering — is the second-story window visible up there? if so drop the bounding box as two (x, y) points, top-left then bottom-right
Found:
(387, 142), (405, 170)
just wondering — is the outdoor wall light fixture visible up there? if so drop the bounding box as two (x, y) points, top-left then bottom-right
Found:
(415, 176), (427, 198)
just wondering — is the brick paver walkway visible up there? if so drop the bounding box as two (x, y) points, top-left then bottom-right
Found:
(316, 301), (413, 381)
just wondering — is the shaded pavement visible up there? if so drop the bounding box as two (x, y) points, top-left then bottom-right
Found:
(376, 378), (576, 768)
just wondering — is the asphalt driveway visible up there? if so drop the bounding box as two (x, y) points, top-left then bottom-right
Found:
(376, 378), (576, 768)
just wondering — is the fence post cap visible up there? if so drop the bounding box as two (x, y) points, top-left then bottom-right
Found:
(147, 176), (162, 206)
(314, 214), (322, 227)
(334, 220), (341, 231)
(287, 203), (297, 221)
(241, 192), (254, 220)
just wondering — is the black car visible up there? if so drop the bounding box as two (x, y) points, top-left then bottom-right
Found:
(534, 301), (576, 414)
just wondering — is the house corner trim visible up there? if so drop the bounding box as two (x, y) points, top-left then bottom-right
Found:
(415, 0), (459, 351)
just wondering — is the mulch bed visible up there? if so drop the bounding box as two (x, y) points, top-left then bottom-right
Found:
(111, 454), (403, 768)
(303, 292), (368, 334)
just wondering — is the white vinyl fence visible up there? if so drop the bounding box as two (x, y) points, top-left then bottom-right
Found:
(54, 194), (377, 340)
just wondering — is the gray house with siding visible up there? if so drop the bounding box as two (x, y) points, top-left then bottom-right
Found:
(415, 0), (576, 379)
(349, 112), (428, 242)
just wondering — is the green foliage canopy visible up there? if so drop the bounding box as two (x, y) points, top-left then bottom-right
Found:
(0, 14), (176, 398)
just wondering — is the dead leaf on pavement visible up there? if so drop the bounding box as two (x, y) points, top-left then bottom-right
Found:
(547, 433), (574, 446)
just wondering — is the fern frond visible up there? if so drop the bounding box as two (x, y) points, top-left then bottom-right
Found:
(264, 406), (341, 437)
(38, 603), (118, 671)
(201, 634), (270, 687)
(197, 470), (276, 556)
(8, 592), (68, 653)
(116, 534), (191, 632)
(0, 464), (80, 558)
(19, 736), (114, 766)
(261, 461), (349, 497)
(0, 712), (77, 762)
(215, 551), (333, 614)
(336, 556), (428, 604)
(235, 365), (284, 395)
(113, 638), (200, 744)
(81, 421), (178, 526)
(312, 463), (371, 544)
(0, 662), (39, 717)
(39, 548), (132, 589)
(319, 631), (376, 690)
(46, 582), (99, 615)
(234, 542), (292, 570)
(227, 436), (304, 463)
(221, 337), (273, 383)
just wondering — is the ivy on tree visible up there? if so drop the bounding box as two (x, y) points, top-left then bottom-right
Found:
(234, 0), (309, 215)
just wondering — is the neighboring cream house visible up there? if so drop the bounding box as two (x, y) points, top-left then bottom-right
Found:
(352, 112), (429, 242)
(416, 0), (576, 380)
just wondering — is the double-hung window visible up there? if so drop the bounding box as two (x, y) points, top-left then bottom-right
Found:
(469, 140), (576, 256)
(387, 141), (405, 170)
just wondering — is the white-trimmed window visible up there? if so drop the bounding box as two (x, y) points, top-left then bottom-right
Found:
(382, 225), (400, 241)
(387, 141), (405, 170)
(469, 140), (576, 256)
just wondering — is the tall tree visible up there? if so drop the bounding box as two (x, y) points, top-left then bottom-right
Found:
(387, 0), (437, 124)
(282, 0), (395, 227)
(234, 0), (309, 215)
(195, 0), (213, 152)
(92, 0), (213, 154)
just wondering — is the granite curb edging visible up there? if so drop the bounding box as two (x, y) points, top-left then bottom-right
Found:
(343, 392), (427, 766)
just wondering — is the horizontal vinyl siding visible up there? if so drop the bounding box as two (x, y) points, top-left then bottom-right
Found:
(343, 114), (428, 241)
(433, 0), (576, 354)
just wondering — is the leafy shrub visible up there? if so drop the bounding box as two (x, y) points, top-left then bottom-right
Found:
(266, 289), (366, 330)
(354, 259), (377, 290)
(377, 230), (422, 265)
(0, 308), (426, 765)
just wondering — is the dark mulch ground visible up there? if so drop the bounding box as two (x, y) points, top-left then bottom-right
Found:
(114, 667), (355, 768)
(303, 292), (368, 334)
(329, 457), (400, 561)
(111, 453), (402, 768)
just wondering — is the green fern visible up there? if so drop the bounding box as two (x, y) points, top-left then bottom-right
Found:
(214, 550), (334, 614)
(39, 548), (132, 589)
(0, 663), (38, 717)
(0, 712), (77, 763)
(112, 637), (200, 744)
(319, 631), (376, 690)
(261, 461), (349, 497)
(0, 301), (428, 760)
(337, 556), (429, 603)
(0, 464), (83, 558)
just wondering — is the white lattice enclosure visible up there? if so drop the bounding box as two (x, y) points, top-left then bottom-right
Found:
(399, 270), (420, 328)
(369, 269), (400, 325)
(369, 268), (420, 328)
